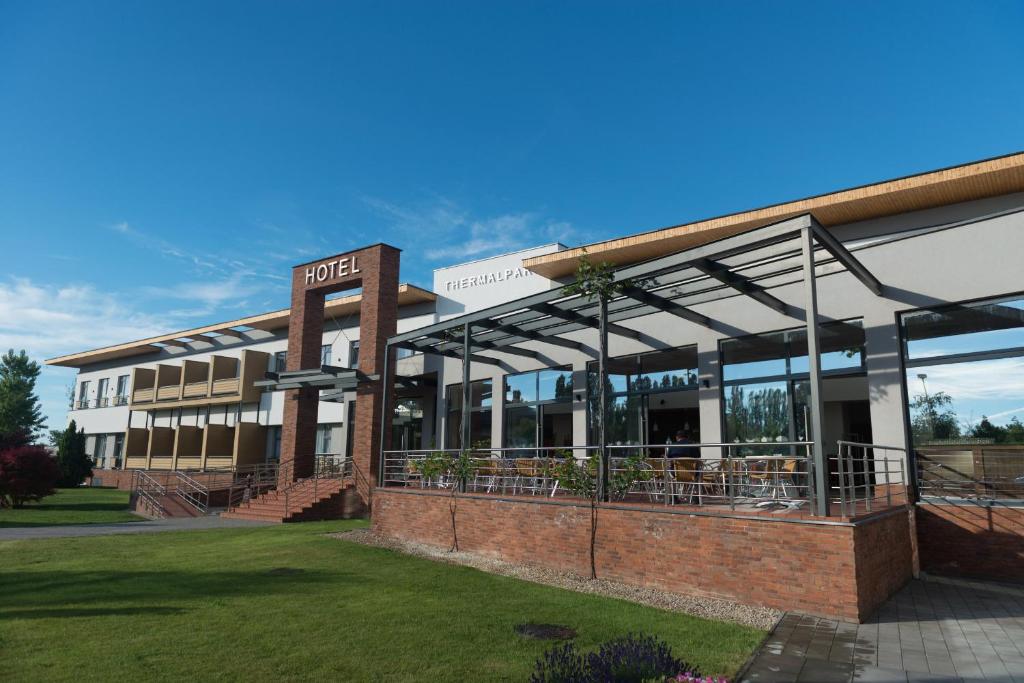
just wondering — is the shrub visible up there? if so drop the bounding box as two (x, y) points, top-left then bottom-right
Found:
(52, 420), (92, 487)
(0, 445), (59, 508)
(530, 633), (711, 683)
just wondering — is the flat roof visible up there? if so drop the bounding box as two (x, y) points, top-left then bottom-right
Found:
(523, 151), (1024, 279)
(46, 283), (436, 368)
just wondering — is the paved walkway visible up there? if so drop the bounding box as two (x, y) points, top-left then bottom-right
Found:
(0, 515), (271, 540)
(741, 577), (1024, 683)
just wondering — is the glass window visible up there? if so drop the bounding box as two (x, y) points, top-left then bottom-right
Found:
(315, 424), (337, 454)
(77, 380), (90, 409)
(320, 344), (332, 366)
(503, 368), (573, 449)
(273, 351), (287, 373)
(539, 368), (573, 402)
(445, 379), (493, 449)
(902, 296), (1024, 447)
(505, 373), (537, 405)
(115, 375), (130, 403)
(588, 347), (697, 394)
(349, 341), (360, 368)
(904, 297), (1024, 361)
(720, 321), (864, 453)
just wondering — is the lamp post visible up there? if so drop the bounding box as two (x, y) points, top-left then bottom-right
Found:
(917, 373), (934, 436)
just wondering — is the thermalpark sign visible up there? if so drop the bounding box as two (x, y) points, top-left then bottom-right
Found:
(304, 255), (361, 285)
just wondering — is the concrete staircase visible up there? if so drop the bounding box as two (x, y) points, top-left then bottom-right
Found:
(220, 478), (353, 523)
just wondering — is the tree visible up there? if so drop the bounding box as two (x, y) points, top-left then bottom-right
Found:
(51, 419), (92, 487)
(0, 349), (46, 441)
(410, 449), (478, 552)
(909, 391), (960, 443)
(551, 452), (647, 579)
(0, 445), (59, 508)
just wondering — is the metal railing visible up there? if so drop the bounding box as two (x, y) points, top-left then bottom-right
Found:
(279, 456), (353, 516)
(916, 446), (1024, 501)
(174, 471), (210, 514)
(834, 441), (907, 517)
(382, 440), (911, 516)
(132, 469), (169, 518)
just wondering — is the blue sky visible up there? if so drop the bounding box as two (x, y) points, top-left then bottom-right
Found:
(1, 1), (1023, 430)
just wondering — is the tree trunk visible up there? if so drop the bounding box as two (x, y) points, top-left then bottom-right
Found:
(449, 488), (459, 552)
(589, 498), (598, 579)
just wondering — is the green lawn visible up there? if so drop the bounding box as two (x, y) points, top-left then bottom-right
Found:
(0, 487), (141, 528)
(0, 521), (764, 681)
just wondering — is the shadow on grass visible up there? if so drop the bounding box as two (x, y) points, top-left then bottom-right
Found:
(1, 606), (187, 620)
(0, 569), (343, 616)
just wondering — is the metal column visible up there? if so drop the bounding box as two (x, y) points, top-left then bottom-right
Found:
(460, 324), (472, 451)
(377, 342), (392, 487)
(801, 226), (830, 516)
(597, 297), (610, 501)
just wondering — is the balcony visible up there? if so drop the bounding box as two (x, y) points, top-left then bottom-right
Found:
(128, 350), (268, 410)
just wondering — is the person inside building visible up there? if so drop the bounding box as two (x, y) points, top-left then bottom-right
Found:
(665, 429), (699, 458)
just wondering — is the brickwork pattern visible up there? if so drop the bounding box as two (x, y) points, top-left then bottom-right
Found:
(279, 244), (400, 494)
(916, 501), (1024, 584)
(372, 489), (914, 621)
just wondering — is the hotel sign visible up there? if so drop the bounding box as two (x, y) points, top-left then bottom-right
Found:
(304, 256), (361, 285)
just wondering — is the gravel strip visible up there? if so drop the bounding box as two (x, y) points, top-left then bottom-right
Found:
(330, 528), (780, 630)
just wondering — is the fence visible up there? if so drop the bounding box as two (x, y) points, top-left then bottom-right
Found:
(380, 441), (909, 515)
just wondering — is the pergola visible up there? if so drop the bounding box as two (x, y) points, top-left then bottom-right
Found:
(386, 213), (885, 516)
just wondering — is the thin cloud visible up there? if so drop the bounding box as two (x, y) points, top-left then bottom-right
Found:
(361, 195), (575, 263)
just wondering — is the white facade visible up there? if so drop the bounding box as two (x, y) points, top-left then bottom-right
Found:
(57, 187), (1024, 479)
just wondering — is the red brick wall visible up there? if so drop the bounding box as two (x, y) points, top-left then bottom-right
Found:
(916, 502), (1024, 584)
(279, 244), (400, 489)
(372, 489), (913, 622)
(853, 509), (915, 618)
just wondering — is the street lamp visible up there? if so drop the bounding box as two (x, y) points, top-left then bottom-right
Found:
(917, 373), (934, 436)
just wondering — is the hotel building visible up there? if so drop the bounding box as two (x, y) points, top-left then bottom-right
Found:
(47, 153), (1024, 620)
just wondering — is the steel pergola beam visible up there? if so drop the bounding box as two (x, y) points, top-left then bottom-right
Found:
(618, 285), (713, 328)
(425, 331), (538, 359)
(809, 220), (884, 296)
(393, 341), (501, 366)
(531, 302), (641, 340)
(472, 319), (585, 351)
(691, 257), (790, 315)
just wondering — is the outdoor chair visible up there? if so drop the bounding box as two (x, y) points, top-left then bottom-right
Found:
(514, 458), (546, 495)
(671, 458), (701, 505)
(644, 458), (669, 502)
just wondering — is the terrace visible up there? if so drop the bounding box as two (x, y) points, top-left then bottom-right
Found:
(378, 213), (908, 519)
(371, 214), (919, 621)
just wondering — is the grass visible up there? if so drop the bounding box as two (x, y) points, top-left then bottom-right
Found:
(0, 487), (141, 528)
(0, 521), (764, 681)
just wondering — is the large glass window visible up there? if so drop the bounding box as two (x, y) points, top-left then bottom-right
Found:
(503, 367), (573, 450)
(587, 346), (699, 448)
(320, 344), (332, 366)
(445, 379), (492, 449)
(903, 296), (1024, 444)
(721, 321), (865, 455)
(901, 295), (1024, 499)
(315, 424), (339, 455)
(115, 375), (130, 406)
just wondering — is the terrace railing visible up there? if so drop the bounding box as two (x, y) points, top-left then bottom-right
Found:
(916, 445), (1024, 502)
(834, 441), (908, 517)
(381, 441), (907, 516)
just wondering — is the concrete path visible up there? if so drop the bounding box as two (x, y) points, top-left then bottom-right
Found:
(0, 515), (272, 541)
(741, 577), (1024, 683)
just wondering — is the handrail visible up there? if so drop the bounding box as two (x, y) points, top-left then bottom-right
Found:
(174, 471), (210, 514)
(133, 469), (169, 518)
